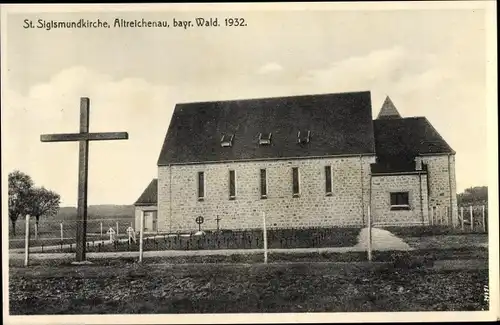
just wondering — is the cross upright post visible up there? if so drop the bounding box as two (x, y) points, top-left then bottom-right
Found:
(215, 215), (221, 231)
(40, 97), (128, 262)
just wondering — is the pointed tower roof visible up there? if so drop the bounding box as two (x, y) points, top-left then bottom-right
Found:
(377, 96), (402, 119)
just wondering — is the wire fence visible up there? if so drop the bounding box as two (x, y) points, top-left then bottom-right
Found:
(11, 204), (488, 266)
(11, 216), (362, 252)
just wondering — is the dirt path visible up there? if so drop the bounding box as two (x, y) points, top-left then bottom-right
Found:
(10, 246), (369, 261)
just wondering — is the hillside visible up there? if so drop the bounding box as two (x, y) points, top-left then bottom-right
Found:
(55, 205), (135, 220)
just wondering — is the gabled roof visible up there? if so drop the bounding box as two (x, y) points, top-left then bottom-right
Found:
(372, 117), (455, 172)
(134, 179), (157, 206)
(377, 96), (402, 119)
(157, 91), (376, 165)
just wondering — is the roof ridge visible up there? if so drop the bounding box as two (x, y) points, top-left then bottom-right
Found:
(175, 90), (371, 106)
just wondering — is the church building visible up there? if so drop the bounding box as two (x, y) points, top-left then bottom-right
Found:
(134, 91), (457, 232)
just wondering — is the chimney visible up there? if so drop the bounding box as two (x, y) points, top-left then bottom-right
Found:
(415, 157), (422, 171)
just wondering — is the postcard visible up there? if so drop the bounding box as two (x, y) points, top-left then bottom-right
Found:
(1, 2), (498, 324)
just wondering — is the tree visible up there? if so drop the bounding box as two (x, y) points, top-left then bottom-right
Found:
(457, 186), (488, 206)
(8, 170), (34, 235)
(27, 187), (61, 238)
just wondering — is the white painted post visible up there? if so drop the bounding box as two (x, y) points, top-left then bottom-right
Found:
(482, 205), (486, 232)
(430, 207), (434, 226)
(367, 206), (372, 262)
(460, 207), (464, 231)
(24, 215), (30, 267)
(139, 211), (144, 263)
(116, 221), (119, 236)
(100, 222), (103, 238)
(60, 222), (63, 241)
(470, 206), (474, 231)
(263, 212), (268, 264)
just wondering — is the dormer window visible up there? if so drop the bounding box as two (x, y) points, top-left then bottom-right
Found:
(297, 130), (311, 144)
(259, 132), (272, 145)
(220, 134), (234, 147)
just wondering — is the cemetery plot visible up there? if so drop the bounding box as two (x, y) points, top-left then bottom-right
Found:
(25, 227), (362, 253)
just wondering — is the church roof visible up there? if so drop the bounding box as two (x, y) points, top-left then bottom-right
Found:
(134, 178), (157, 206)
(372, 117), (455, 173)
(377, 96), (402, 119)
(157, 91), (376, 165)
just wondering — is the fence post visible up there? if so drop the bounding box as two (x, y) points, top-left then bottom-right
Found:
(367, 206), (372, 262)
(460, 207), (464, 231)
(139, 212), (144, 263)
(262, 212), (268, 264)
(60, 222), (63, 241)
(470, 206), (474, 231)
(34, 222), (38, 240)
(430, 207), (434, 226)
(25, 215), (30, 267)
(116, 221), (119, 236)
(482, 205), (486, 232)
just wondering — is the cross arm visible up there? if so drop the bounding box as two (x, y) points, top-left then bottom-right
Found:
(41, 132), (129, 142)
(86, 132), (129, 141)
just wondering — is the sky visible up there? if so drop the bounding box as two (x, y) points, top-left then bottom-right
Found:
(1, 3), (495, 206)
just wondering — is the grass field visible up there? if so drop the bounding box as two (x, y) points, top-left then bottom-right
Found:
(8, 228), (489, 314)
(9, 259), (488, 314)
(9, 216), (135, 239)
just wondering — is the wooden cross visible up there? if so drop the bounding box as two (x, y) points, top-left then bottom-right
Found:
(215, 215), (221, 231)
(40, 97), (128, 262)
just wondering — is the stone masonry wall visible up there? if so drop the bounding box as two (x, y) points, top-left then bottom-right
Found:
(158, 156), (375, 232)
(370, 173), (429, 225)
(419, 154), (458, 226)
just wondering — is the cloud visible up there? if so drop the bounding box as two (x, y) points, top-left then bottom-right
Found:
(298, 46), (488, 192)
(4, 45), (487, 206)
(257, 62), (284, 75)
(3, 66), (179, 206)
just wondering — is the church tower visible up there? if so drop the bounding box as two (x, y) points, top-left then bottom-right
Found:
(377, 96), (402, 119)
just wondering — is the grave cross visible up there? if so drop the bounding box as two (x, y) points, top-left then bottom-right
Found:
(40, 97), (128, 262)
(215, 215), (221, 231)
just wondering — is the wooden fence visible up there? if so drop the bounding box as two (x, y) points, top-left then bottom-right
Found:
(429, 205), (488, 232)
